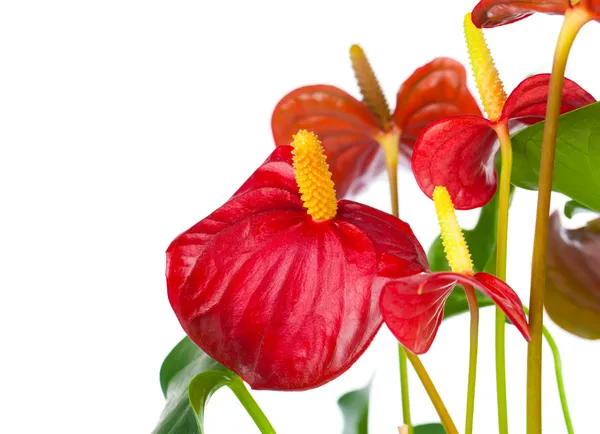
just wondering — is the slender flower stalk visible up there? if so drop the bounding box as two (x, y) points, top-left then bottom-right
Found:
(527, 7), (592, 433)
(465, 285), (480, 434)
(350, 44), (412, 431)
(405, 352), (459, 434)
(433, 186), (479, 434)
(229, 380), (277, 434)
(464, 14), (510, 433)
(522, 306), (574, 434)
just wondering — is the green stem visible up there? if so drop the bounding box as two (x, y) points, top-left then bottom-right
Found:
(405, 351), (459, 434)
(523, 306), (574, 434)
(398, 345), (413, 433)
(379, 129), (412, 433)
(493, 122), (512, 434)
(527, 8), (591, 433)
(230, 380), (277, 434)
(464, 285), (479, 434)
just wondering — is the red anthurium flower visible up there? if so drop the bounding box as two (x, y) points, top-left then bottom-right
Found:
(271, 45), (481, 198)
(472, 0), (600, 28)
(411, 15), (595, 210)
(380, 187), (531, 354)
(166, 130), (429, 391)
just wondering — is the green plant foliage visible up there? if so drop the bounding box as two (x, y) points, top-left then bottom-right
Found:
(414, 423), (446, 433)
(511, 101), (600, 212)
(153, 337), (231, 434)
(338, 381), (372, 434)
(564, 200), (594, 219)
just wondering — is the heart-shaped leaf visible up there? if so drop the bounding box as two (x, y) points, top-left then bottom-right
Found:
(511, 101), (600, 212)
(153, 337), (230, 434)
(338, 381), (372, 434)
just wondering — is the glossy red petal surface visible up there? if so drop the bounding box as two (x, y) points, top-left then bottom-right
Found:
(392, 58), (482, 157)
(411, 116), (498, 210)
(470, 273), (531, 340)
(166, 146), (429, 390)
(472, 0), (569, 28)
(380, 273), (457, 354)
(271, 85), (383, 198)
(381, 271), (530, 354)
(502, 74), (596, 124)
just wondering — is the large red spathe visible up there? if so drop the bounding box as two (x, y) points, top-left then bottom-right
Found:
(166, 146), (428, 390)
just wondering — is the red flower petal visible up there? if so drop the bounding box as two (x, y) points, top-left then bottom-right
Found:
(468, 272), (531, 340)
(582, 0), (600, 17)
(166, 146), (429, 390)
(502, 74), (596, 124)
(472, 0), (570, 28)
(411, 116), (498, 210)
(271, 85), (382, 198)
(380, 273), (456, 354)
(392, 58), (482, 156)
(380, 271), (530, 354)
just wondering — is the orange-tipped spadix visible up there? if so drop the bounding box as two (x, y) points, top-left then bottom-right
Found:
(349, 44), (392, 131)
(291, 130), (338, 221)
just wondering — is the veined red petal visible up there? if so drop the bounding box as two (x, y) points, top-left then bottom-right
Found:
(502, 74), (596, 124)
(472, 0), (570, 28)
(166, 146), (428, 390)
(411, 116), (498, 210)
(469, 272), (531, 340)
(271, 85), (383, 198)
(392, 58), (482, 157)
(380, 271), (530, 354)
(380, 273), (456, 354)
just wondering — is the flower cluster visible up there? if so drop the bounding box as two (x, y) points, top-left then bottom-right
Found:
(166, 131), (528, 390)
(165, 1), (597, 393)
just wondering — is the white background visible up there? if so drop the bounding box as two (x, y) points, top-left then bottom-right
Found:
(2, 1), (600, 433)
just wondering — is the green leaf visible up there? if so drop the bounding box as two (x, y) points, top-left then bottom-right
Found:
(414, 423), (446, 433)
(427, 186), (512, 318)
(338, 381), (372, 434)
(511, 101), (600, 212)
(188, 371), (241, 433)
(153, 337), (230, 434)
(564, 200), (594, 219)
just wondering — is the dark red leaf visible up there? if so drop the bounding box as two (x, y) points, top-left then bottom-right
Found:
(411, 116), (498, 210)
(271, 85), (382, 198)
(546, 212), (600, 339)
(380, 271), (530, 354)
(472, 0), (569, 28)
(502, 74), (596, 124)
(167, 146), (429, 390)
(392, 58), (482, 157)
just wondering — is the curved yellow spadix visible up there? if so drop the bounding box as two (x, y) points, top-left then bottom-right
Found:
(464, 13), (507, 122)
(291, 130), (338, 221)
(433, 186), (474, 275)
